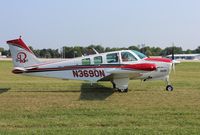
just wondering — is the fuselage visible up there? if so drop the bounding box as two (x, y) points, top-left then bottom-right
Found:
(13, 50), (172, 82)
(7, 37), (175, 91)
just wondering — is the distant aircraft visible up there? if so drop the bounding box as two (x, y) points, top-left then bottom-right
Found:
(7, 37), (177, 92)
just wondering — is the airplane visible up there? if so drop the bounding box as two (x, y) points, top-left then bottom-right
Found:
(7, 37), (176, 92)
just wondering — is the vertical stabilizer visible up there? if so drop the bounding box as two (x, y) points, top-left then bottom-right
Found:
(7, 37), (40, 68)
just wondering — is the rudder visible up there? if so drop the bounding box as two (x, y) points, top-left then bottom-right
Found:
(7, 37), (40, 68)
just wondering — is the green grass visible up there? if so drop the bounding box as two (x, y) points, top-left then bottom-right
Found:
(1, 61), (200, 134)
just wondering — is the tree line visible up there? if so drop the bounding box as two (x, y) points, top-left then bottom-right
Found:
(1, 45), (200, 58)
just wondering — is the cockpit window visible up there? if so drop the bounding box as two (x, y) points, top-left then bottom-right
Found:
(121, 52), (137, 62)
(132, 50), (147, 59)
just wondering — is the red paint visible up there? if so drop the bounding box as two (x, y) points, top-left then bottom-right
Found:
(16, 52), (27, 63)
(12, 69), (24, 74)
(122, 63), (157, 71)
(7, 38), (33, 54)
(12, 63), (157, 74)
(144, 57), (172, 63)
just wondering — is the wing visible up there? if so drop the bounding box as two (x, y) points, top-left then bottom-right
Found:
(98, 63), (157, 90)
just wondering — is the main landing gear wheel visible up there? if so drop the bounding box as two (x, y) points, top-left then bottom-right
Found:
(117, 88), (128, 93)
(166, 85), (173, 91)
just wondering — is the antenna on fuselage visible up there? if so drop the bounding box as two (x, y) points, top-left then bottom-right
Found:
(92, 48), (99, 54)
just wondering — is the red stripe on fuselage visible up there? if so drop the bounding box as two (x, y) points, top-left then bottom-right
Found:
(121, 63), (156, 71)
(144, 57), (172, 63)
(13, 63), (157, 74)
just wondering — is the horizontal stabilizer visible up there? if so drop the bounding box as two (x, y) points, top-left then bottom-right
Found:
(12, 66), (38, 74)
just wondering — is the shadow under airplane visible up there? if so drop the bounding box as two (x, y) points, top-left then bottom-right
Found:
(0, 83), (114, 101)
(0, 88), (10, 94)
(79, 83), (114, 100)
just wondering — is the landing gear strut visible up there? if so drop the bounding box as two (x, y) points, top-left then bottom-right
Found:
(111, 81), (116, 89)
(112, 83), (128, 93)
(111, 76), (129, 93)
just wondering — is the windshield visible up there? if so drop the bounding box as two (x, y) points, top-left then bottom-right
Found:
(132, 50), (147, 59)
(121, 52), (137, 62)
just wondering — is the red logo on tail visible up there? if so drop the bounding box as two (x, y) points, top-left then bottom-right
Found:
(16, 52), (28, 63)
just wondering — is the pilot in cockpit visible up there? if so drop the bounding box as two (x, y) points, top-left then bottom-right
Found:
(122, 53), (129, 62)
(121, 51), (137, 62)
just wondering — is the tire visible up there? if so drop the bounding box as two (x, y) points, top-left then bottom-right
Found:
(118, 88), (128, 93)
(166, 85), (173, 91)
(124, 88), (128, 93)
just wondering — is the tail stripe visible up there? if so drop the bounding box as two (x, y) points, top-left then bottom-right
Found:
(7, 38), (33, 54)
(7, 37), (40, 68)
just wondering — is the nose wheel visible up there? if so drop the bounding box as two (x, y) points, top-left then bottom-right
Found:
(166, 85), (173, 91)
(165, 76), (174, 91)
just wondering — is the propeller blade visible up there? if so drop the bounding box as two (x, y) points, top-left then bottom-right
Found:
(171, 44), (176, 73)
(171, 45), (175, 60)
(172, 61), (175, 74)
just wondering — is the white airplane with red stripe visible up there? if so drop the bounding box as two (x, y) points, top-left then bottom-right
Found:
(7, 37), (175, 92)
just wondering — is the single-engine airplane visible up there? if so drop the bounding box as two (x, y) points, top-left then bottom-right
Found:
(7, 37), (176, 92)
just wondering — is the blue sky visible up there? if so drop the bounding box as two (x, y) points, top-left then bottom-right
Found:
(1, 0), (200, 50)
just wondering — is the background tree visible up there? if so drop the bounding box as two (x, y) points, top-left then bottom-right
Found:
(184, 49), (193, 54)
(140, 46), (152, 57)
(0, 47), (4, 53)
(128, 46), (139, 51)
(194, 46), (200, 53)
(1, 44), (199, 58)
(150, 47), (162, 56)
(160, 46), (183, 56)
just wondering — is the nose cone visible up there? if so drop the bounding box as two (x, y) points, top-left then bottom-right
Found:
(122, 63), (157, 71)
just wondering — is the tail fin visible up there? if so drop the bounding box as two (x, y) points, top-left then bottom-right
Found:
(7, 37), (40, 68)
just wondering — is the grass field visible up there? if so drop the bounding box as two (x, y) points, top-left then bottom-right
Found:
(1, 61), (200, 135)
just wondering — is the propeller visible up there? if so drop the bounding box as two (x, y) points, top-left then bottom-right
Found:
(171, 44), (180, 73)
(171, 46), (175, 73)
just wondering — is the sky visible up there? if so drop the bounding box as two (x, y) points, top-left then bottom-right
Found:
(1, 0), (200, 50)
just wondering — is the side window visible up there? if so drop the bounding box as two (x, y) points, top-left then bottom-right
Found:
(94, 56), (102, 65)
(82, 58), (90, 65)
(106, 53), (119, 63)
(121, 52), (137, 62)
